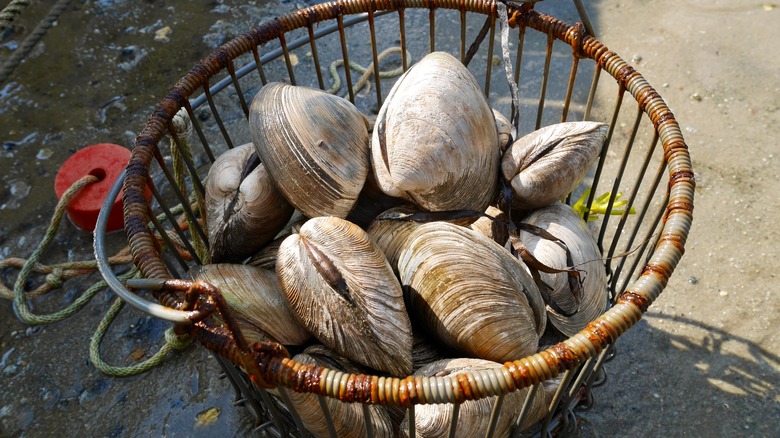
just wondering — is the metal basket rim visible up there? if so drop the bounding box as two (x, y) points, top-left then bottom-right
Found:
(102, 0), (693, 409)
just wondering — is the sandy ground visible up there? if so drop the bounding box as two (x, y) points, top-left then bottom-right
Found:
(1, 0), (778, 436)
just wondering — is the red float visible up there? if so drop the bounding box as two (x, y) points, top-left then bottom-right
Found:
(54, 143), (143, 232)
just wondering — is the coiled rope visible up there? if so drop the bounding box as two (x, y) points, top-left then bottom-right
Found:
(0, 0), (72, 85)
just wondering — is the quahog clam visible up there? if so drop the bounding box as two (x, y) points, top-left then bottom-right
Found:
(397, 222), (546, 362)
(371, 51), (499, 212)
(249, 82), (371, 218)
(276, 216), (413, 376)
(501, 121), (608, 211)
(288, 345), (395, 438)
(189, 263), (311, 345)
(519, 202), (608, 337)
(204, 142), (294, 263)
(492, 108), (513, 152)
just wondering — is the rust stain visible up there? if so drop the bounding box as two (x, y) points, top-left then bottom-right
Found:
(617, 291), (651, 313)
(642, 262), (672, 280)
(551, 343), (580, 370)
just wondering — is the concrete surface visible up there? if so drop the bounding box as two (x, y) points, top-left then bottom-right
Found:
(1, 0), (778, 436)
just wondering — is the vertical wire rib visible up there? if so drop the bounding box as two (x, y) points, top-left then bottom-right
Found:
(540, 369), (576, 429)
(618, 186), (669, 296)
(560, 56), (579, 122)
(255, 388), (290, 436)
(367, 7), (383, 108)
(534, 32), (554, 130)
(447, 403), (460, 438)
(582, 85), (625, 225)
(485, 393), (505, 438)
(203, 80), (234, 150)
(361, 403), (375, 438)
(317, 395), (338, 438)
(583, 67), (601, 121)
(513, 382), (540, 431)
(219, 360), (269, 429)
(572, 0), (596, 37)
(146, 182), (191, 273)
(608, 133), (660, 291)
(277, 387), (309, 437)
(577, 346), (614, 410)
(459, 9), (466, 62)
(512, 25), (526, 124)
(307, 22), (325, 90)
(597, 105), (643, 250)
(429, 6), (435, 53)
(151, 149), (205, 265)
(398, 8), (408, 71)
(227, 60), (250, 117)
(280, 34), (297, 85)
(407, 405), (417, 438)
(337, 14), (355, 102)
(251, 46), (268, 85)
(183, 100), (215, 163)
(612, 152), (666, 295)
(484, 14), (496, 97)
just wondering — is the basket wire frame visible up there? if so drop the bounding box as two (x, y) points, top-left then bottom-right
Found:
(95, 0), (693, 436)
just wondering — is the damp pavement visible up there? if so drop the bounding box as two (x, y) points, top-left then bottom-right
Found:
(1, 0), (778, 437)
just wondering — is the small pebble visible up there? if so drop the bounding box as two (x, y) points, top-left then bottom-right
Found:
(690, 93), (702, 102)
(632, 54), (642, 63)
(36, 148), (54, 160)
(719, 290), (728, 297)
(3, 365), (17, 376)
(154, 26), (172, 42)
(688, 276), (698, 285)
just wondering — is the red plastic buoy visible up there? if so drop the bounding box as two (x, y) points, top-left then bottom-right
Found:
(54, 143), (138, 232)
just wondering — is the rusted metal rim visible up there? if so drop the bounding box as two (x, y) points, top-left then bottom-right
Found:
(122, 0), (693, 406)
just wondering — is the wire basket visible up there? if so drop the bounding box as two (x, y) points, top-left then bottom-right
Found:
(95, 0), (693, 436)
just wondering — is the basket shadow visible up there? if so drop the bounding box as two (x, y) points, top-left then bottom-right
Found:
(580, 312), (780, 437)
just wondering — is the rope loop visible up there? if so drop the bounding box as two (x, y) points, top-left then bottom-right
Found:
(164, 327), (192, 350)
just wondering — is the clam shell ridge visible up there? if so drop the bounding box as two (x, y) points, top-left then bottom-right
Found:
(397, 222), (546, 363)
(501, 121), (608, 210)
(371, 51), (499, 212)
(205, 143), (294, 263)
(249, 82), (370, 218)
(520, 202), (608, 337)
(276, 216), (413, 376)
(190, 263), (311, 345)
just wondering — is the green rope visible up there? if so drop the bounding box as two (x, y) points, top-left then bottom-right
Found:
(326, 47), (410, 97)
(0, 0), (72, 86)
(89, 286), (192, 377)
(11, 174), (112, 324)
(169, 109), (208, 263)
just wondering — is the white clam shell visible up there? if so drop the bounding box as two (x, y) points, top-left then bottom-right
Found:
(205, 142), (293, 263)
(371, 51), (499, 212)
(519, 202), (608, 337)
(249, 82), (370, 218)
(501, 121), (608, 210)
(397, 222), (546, 362)
(276, 216), (413, 376)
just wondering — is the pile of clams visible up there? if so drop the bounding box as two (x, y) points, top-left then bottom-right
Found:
(194, 51), (610, 436)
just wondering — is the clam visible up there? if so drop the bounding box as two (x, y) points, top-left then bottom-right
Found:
(345, 172), (406, 229)
(501, 121), (608, 211)
(519, 202), (608, 337)
(288, 345), (394, 438)
(190, 264), (311, 345)
(400, 358), (548, 438)
(276, 216), (413, 376)
(397, 222), (546, 362)
(204, 142), (294, 263)
(371, 51), (499, 212)
(249, 82), (371, 218)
